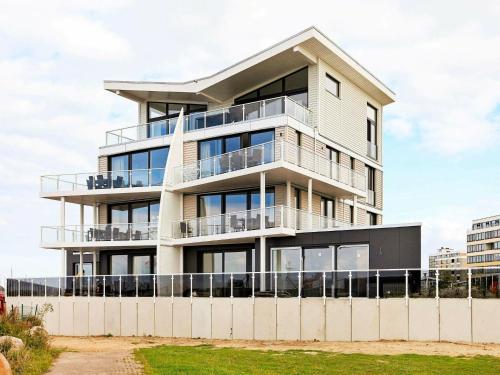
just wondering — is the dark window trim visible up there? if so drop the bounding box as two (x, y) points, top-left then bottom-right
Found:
(108, 146), (169, 171)
(107, 250), (156, 275)
(234, 67), (308, 105)
(108, 199), (160, 224)
(367, 103), (377, 145)
(325, 73), (340, 98)
(147, 102), (207, 122)
(196, 188), (276, 217)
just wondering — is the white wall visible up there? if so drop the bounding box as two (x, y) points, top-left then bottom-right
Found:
(6, 297), (500, 344)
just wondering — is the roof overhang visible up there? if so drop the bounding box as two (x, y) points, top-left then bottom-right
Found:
(104, 26), (395, 105)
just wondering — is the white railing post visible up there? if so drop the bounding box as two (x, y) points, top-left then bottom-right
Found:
(153, 275), (156, 302)
(209, 274), (213, 301)
(322, 272), (326, 305)
(435, 269), (439, 305)
(103, 276), (106, 299)
(298, 272), (301, 299)
(230, 273), (234, 300)
(119, 275), (122, 299)
(348, 271), (352, 305)
(405, 269), (409, 305)
(468, 268), (472, 307)
(135, 276), (139, 298)
(274, 272), (278, 302)
(190, 274), (193, 303)
(171, 275), (174, 303)
(251, 272), (255, 302)
(376, 270), (380, 304)
(58, 277), (61, 299)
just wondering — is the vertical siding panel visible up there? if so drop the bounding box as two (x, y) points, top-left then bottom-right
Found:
(183, 141), (198, 164)
(183, 195), (197, 219)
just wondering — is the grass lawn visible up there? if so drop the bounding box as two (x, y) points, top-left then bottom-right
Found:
(135, 344), (500, 375)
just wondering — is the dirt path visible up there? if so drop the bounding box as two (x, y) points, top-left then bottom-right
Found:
(50, 336), (500, 358)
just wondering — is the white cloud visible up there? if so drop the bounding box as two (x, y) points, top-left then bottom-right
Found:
(385, 118), (414, 139)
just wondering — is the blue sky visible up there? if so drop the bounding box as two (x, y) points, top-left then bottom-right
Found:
(0, 0), (499, 277)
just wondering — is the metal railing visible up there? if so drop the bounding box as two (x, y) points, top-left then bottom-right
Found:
(171, 206), (350, 239)
(174, 140), (366, 191)
(367, 141), (377, 159)
(40, 222), (158, 244)
(5, 267), (500, 299)
(40, 168), (165, 193)
(104, 96), (312, 146)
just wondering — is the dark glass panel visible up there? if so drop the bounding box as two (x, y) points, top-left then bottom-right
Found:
(285, 68), (307, 92)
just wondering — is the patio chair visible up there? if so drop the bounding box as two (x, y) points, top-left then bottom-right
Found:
(86, 175), (94, 190)
(113, 175), (124, 188)
(180, 222), (191, 238)
(95, 175), (104, 189)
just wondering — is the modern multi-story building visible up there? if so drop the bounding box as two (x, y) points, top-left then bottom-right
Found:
(429, 247), (467, 269)
(467, 215), (500, 267)
(39, 27), (420, 280)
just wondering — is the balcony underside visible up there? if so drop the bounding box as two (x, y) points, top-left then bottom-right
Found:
(40, 187), (162, 205)
(164, 227), (295, 247)
(41, 240), (158, 250)
(173, 161), (366, 198)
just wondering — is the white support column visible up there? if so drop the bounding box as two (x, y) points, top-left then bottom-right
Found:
(260, 172), (266, 229)
(60, 197), (66, 277)
(352, 195), (358, 225)
(286, 180), (292, 227)
(93, 204), (98, 225)
(260, 236), (266, 292)
(307, 178), (312, 230)
(79, 204), (84, 241)
(79, 250), (83, 277)
(93, 251), (97, 276)
(179, 247), (184, 274)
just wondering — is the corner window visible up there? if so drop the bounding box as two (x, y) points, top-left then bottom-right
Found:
(325, 74), (340, 98)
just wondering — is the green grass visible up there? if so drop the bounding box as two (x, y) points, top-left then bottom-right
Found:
(135, 345), (500, 375)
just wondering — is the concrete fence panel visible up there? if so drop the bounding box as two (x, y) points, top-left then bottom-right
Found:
(300, 298), (325, 341)
(137, 298), (155, 336)
(154, 298), (173, 337)
(232, 298), (254, 340)
(172, 298), (191, 338)
(325, 299), (351, 341)
(104, 298), (121, 336)
(120, 299), (138, 336)
(379, 299), (408, 341)
(254, 298), (276, 340)
(88, 298), (105, 336)
(352, 299), (379, 341)
(191, 298), (211, 339)
(472, 299), (500, 344)
(59, 299), (74, 336)
(408, 299), (439, 341)
(440, 299), (471, 342)
(277, 299), (300, 340)
(211, 299), (232, 339)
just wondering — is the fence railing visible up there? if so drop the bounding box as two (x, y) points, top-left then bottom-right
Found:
(40, 222), (158, 244)
(172, 206), (350, 239)
(5, 268), (500, 299)
(40, 168), (165, 193)
(174, 140), (366, 192)
(105, 96), (312, 146)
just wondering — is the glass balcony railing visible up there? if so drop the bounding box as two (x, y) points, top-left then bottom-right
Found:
(367, 141), (377, 159)
(105, 96), (312, 146)
(171, 206), (350, 240)
(367, 190), (375, 206)
(40, 168), (165, 194)
(41, 222), (158, 245)
(174, 140), (366, 192)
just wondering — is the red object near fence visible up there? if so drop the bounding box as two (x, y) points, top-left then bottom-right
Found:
(0, 288), (5, 315)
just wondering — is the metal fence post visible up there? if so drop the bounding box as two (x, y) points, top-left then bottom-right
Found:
(298, 271), (301, 299)
(103, 276), (106, 299)
(322, 272), (326, 305)
(348, 271), (352, 305)
(274, 272), (278, 302)
(190, 274), (193, 303)
(251, 273), (255, 302)
(153, 275), (156, 302)
(88, 276), (91, 299)
(135, 276), (139, 298)
(468, 268), (472, 307)
(58, 277), (61, 299)
(209, 274), (213, 300)
(119, 276), (122, 299)
(230, 273), (234, 300)
(171, 275), (174, 303)
(405, 269), (409, 306)
(435, 269), (439, 305)
(376, 270), (380, 304)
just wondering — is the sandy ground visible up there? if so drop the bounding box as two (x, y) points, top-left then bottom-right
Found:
(51, 336), (500, 357)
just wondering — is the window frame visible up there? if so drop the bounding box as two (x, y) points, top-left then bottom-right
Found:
(325, 73), (340, 98)
(147, 102), (207, 122)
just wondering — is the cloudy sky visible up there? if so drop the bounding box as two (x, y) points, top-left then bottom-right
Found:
(0, 0), (499, 277)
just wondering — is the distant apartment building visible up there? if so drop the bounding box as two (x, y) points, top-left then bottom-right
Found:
(39, 27), (421, 279)
(429, 247), (467, 269)
(467, 215), (500, 267)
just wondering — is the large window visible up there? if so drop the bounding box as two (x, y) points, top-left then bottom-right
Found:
(201, 249), (253, 273)
(367, 104), (377, 146)
(110, 255), (128, 275)
(109, 147), (169, 187)
(109, 200), (160, 224)
(234, 67), (308, 107)
(147, 102), (207, 122)
(325, 73), (340, 97)
(109, 253), (155, 275)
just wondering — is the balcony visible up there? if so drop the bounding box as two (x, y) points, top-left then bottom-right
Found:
(169, 206), (350, 245)
(367, 141), (377, 159)
(104, 96), (312, 146)
(40, 222), (158, 249)
(40, 168), (165, 204)
(173, 140), (366, 197)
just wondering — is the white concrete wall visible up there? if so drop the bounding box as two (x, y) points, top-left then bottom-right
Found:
(6, 297), (500, 344)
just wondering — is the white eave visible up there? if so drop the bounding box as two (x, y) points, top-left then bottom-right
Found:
(104, 26), (395, 105)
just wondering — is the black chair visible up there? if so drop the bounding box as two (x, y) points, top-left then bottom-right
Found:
(95, 175), (104, 189)
(180, 222), (191, 238)
(113, 175), (124, 188)
(87, 176), (94, 190)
